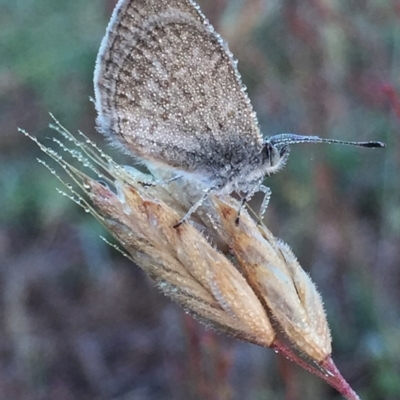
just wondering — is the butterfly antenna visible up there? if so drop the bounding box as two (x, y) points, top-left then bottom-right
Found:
(269, 133), (385, 148)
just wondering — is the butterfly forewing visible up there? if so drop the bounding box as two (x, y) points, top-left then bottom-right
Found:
(94, 0), (263, 176)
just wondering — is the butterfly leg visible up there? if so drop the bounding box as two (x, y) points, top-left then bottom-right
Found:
(159, 174), (184, 187)
(235, 180), (261, 225)
(259, 185), (272, 219)
(235, 182), (271, 225)
(173, 186), (214, 228)
(235, 196), (248, 225)
(140, 174), (183, 188)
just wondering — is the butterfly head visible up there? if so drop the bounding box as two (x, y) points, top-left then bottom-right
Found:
(262, 140), (290, 176)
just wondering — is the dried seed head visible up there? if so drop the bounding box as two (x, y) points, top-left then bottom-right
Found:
(84, 161), (332, 362)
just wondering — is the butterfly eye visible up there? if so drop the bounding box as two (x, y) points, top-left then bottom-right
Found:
(278, 144), (289, 158)
(262, 143), (281, 167)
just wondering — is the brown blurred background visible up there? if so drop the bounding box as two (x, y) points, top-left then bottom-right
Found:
(1, 0), (399, 399)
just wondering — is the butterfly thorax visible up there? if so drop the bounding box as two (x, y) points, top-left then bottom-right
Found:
(209, 141), (290, 195)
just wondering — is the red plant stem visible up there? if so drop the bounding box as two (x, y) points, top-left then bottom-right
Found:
(272, 340), (361, 400)
(321, 358), (361, 400)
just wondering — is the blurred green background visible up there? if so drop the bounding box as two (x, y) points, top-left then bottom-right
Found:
(1, 0), (399, 399)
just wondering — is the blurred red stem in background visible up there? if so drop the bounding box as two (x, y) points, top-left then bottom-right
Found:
(184, 316), (211, 400)
(382, 84), (400, 120)
(183, 316), (233, 400)
(278, 355), (299, 400)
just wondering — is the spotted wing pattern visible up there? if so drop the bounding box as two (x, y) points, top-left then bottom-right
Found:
(94, 0), (262, 177)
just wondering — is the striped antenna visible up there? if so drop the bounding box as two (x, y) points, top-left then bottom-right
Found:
(269, 133), (385, 148)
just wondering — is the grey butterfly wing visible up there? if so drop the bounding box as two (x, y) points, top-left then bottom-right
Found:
(94, 0), (263, 176)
